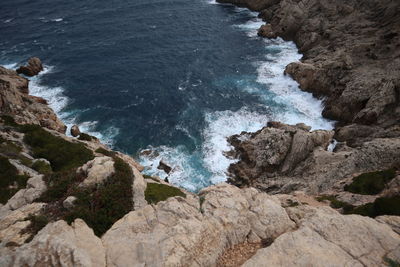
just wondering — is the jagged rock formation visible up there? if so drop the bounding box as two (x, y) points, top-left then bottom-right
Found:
(16, 57), (44, 77)
(0, 66), (66, 133)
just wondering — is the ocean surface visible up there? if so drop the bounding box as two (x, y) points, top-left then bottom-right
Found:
(0, 0), (333, 191)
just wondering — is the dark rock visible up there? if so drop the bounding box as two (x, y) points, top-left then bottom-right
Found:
(70, 125), (81, 137)
(158, 161), (172, 174)
(16, 57), (44, 77)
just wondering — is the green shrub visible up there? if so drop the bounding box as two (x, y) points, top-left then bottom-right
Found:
(316, 195), (354, 212)
(0, 115), (18, 127)
(346, 195), (400, 217)
(0, 156), (29, 204)
(78, 133), (96, 141)
(344, 169), (396, 195)
(65, 157), (134, 236)
(145, 183), (186, 205)
(39, 170), (81, 202)
(21, 124), (94, 172)
(32, 160), (52, 174)
(95, 148), (116, 157)
(24, 214), (49, 243)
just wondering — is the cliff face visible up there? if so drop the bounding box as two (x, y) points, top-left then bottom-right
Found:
(219, 0), (400, 199)
(1, 0), (400, 263)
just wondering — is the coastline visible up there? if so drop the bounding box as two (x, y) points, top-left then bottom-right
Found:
(0, 0), (400, 265)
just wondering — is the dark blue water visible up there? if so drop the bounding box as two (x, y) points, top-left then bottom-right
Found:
(0, 0), (332, 191)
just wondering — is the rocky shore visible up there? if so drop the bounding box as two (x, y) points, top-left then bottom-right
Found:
(1, 0), (400, 264)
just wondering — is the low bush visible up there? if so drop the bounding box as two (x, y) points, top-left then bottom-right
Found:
(95, 147), (116, 157)
(64, 157), (134, 236)
(0, 155), (29, 204)
(21, 124), (94, 172)
(316, 195), (354, 212)
(24, 214), (49, 243)
(78, 133), (96, 141)
(145, 183), (186, 205)
(32, 160), (52, 174)
(344, 169), (396, 195)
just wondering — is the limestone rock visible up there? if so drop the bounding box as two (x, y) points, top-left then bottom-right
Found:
(2, 175), (47, 211)
(0, 219), (106, 267)
(63, 196), (77, 210)
(70, 125), (81, 137)
(257, 24), (276, 38)
(16, 57), (43, 77)
(78, 156), (115, 187)
(228, 122), (333, 188)
(131, 166), (147, 210)
(244, 207), (400, 267)
(0, 203), (46, 246)
(102, 183), (295, 267)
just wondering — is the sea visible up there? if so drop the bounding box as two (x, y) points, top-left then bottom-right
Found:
(0, 0), (333, 192)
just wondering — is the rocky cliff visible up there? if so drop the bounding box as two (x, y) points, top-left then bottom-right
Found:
(1, 0), (400, 263)
(218, 0), (400, 200)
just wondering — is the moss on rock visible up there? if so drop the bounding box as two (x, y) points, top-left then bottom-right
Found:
(145, 183), (186, 205)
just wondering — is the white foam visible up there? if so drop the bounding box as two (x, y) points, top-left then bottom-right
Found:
(52, 18), (63, 22)
(28, 65), (119, 146)
(233, 18), (264, 37)
(202, 108), (268, 184)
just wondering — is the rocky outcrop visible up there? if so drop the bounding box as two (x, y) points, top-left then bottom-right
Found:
(243, 205), (400, 266)
(0, 219), (106, 267)
(16, 57), (43, 77)
(0, 65), (66, 133)
(102, 183), (295, 266)
(78, 156), (115, 187)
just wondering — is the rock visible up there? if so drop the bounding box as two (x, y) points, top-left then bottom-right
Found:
(70, 125), (81, 137)
(63, 196), (77, 210)
(0, 65), (66, 133)
(376, 216), (400, 235)
(244, 207), (400, 266)
(102, 183), (295, 266)
(257, 24), (276, 38)
(131, 166), (147, 210)
(2, 175), (47, 211)
(16, 57), (43, 77)
(78, 156), (115, 187)
(0, 219), (106, 267)
(0, 203), (46, 246)
(228, 122), (333, 188)
(157, 160), (172, 174)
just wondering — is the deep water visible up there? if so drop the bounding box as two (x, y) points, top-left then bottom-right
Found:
(0, 0), (332, 191)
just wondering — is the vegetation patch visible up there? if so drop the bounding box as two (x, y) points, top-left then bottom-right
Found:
(0, 115), (18, 127)
(64, 157), (134, 236)
(23, 214), (49, 243)
(95, 147), (116, 157)
(21, 124), (94, 172)
(0, 155), (29, 204)
(32, 160), (52, 174)
(344, 169), (396, 195)
(316, 195), (354, 213)
(78, 133), (96, 141)
(348, 195), (400, 217)
(145, 182), (186, 205)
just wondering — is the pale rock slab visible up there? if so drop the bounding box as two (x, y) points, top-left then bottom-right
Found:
(0, 219), (106, 267)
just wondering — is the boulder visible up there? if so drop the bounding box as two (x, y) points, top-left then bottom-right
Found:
(0, 219), (106, 267)
(257, 24), (277, 38)
(157, 160), (172, 174)
(63, 196), (77, 210)
(16, 57), (43, 77)
(70, 125), (81, 137)
(78, 156), (115, 187)
(244, 207), (400, 266)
